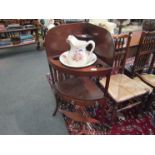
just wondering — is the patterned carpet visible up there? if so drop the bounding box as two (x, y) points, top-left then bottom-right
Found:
(46, 73), (155, 135)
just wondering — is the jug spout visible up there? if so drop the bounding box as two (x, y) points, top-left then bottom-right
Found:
(66, 35), (95, 54)
(66, 35), (79, 48)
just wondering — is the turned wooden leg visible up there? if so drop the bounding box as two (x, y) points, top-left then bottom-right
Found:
(53, 95), (60, 116)
(145, 93), (155, 110)
(112, 103), (118, 123)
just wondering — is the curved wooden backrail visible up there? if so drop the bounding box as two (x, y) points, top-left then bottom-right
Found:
(45, 23), (114, 66)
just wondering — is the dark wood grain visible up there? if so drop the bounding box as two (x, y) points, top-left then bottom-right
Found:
(48, 56), (111, 76)
(113, 32), (132, 73)
(131, 31), (155, 76)
(59, 109), (100, 123)
(55, 77), (104, 101)
(100, 32), (150, 121)
(45, 23), (114, 66)
(45, 23), (113, 122)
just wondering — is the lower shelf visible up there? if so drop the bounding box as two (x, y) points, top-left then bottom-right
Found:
(0, 39), (36, 49)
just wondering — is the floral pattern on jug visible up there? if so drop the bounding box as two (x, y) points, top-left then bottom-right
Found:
(66, 35), (95, 67)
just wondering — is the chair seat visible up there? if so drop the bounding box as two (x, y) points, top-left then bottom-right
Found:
(55, 77), (104, 102)
(133, 77), (153, 93)
(100, 74), (152, 103)
(141, 74), (155, 88)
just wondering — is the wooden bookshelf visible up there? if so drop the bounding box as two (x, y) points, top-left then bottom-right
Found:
(0, 20), (40, 50)
(0, 39), (36, 49)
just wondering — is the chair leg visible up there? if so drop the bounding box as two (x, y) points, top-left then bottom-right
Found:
(53, 95), (60, 116)
(112, 103), (118, 123)
(145, 92), (155, 110)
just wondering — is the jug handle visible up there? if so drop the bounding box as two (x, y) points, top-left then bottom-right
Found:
(86, 40), (95, 54)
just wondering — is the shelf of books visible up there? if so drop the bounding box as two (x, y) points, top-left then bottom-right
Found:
(0, 20), (40, 50)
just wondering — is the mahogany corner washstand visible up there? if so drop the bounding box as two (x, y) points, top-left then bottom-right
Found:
(45, 23), (114, 124)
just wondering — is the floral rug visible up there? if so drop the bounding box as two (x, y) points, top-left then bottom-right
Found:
(46, 73), (155, 135)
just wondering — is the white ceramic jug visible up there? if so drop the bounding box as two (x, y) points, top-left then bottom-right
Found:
(66, 35), (95, 67)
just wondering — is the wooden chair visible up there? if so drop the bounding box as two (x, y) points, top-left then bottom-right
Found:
(128, 31), (155, 108)
(99, 32), (153, 121)
(134, 53), (155, 90)
(136, 53), (155, 109)
(45, 23), (114, 127)
(130, 31), (155, 76)
(126, 31), (155, 87)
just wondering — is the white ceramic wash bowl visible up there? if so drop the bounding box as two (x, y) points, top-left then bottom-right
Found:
(59, 51), (97, 68)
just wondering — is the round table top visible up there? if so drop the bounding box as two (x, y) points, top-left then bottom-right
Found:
(48, 54), (112, 77)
